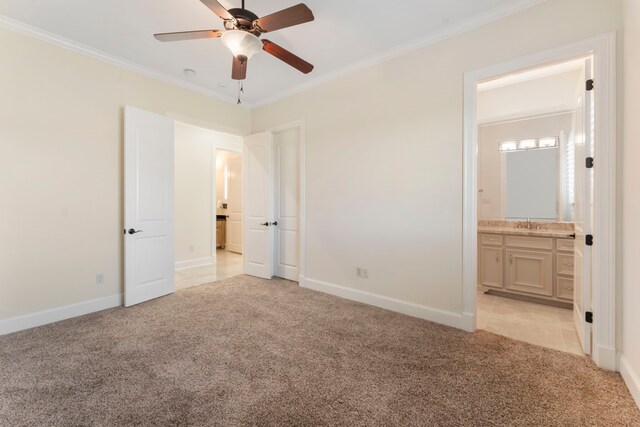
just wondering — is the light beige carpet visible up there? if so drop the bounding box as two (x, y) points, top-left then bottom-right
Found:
(0, 275), (638, 426)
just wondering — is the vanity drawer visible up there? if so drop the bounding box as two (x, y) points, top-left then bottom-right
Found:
(506, 235), (553, 250)
(557, 277), (574, 300)
(557, 254), (575, 276)
(557, 239), (575, 252)
(480, 233), (503, 246)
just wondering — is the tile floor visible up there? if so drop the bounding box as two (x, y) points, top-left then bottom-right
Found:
(477, 290), (585, 355)
(175, 250), (243, 290)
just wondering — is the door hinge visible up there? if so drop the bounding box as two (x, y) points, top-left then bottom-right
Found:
(586, 79), (594, 91)
(585, 234), (594, 246)
(585, 311), (594, 324)
(586, 157), (594, 168)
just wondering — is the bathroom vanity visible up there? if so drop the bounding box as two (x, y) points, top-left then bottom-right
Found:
(478, 220), (575, 304)
(216, 215), (226, 249)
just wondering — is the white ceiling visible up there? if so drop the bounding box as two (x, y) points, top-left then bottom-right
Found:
(0, 0), (546, 107)
(478, 66), (584, 124)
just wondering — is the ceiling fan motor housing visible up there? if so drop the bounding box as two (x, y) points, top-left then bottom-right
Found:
(226, 8), (261, 35)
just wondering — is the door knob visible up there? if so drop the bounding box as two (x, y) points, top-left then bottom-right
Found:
(260, 222), (269, 226)
(127, 228), (143, 235)
(270, 221), (278, 226)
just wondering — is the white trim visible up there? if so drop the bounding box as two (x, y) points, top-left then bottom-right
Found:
(212, 148), (218, 263)
(478, 57), (585, 91)
(591, 33), (617, 371)
(596, 345), (618, 371)
(174, 256), (215, 271)
(620, 355), (640, 408)
(302, 277), (473, 330)
(267, 120), (307, 282)
(252, 0), (548, 108)
(0, 294), (122, 336)
(463, 33), (617, 370)
(0, 15), (243, 107)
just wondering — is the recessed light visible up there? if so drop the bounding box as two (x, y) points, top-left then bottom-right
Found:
(183, 68), (196, 76)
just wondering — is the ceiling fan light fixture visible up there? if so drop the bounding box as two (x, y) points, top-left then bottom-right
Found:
(221, 30), (262, 60)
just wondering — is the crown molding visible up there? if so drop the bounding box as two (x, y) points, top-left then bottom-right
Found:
(252, 0), (549, 108)
(0, 15), (250, 108)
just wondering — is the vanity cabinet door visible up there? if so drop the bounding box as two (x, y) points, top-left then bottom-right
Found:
(557, 277), (574, 300)
(479, 246), (503, 289)
(506, 249), (553, 296)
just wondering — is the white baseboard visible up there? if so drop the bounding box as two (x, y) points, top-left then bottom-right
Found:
(0, 293), (122, 336)
(301, 277), (471, 331)
(596, 345), (618, 371)
(175, 256), (214, 271)
(620, 355), (640, 409)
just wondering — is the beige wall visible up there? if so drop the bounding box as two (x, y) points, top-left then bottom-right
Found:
(251, 0), (623, 316)
(622, 0), (640, 405)
(0, 27), (250, 320)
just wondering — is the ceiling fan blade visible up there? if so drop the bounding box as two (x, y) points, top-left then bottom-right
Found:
(232, 56), (247, 80)
(262, 40), (314, 74)
(200, 0), (235, 21)
(254, 4), (314, 33)
(154, 29), (222, 42)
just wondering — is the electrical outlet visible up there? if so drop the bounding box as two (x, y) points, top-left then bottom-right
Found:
(362, 269), (368, 279)
(95, 273), (104, 285)
(356, 267), (362, 278)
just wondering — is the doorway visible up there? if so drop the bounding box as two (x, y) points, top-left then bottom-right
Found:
(462, 34), (617, 370)
(475, 58), (588, 355)
(173, 122), (244, 290)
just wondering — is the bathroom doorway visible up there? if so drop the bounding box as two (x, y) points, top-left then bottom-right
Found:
(475, 57), (587, 355)
(462, 34), (618, 369)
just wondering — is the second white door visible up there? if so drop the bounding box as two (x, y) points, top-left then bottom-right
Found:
(243, 128), (300, 281)
(273, 128), (300, 281)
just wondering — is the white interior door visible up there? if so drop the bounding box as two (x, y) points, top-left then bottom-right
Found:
(243, 132), (273, 279)
(573, 58), (594, 354)
(226, 154), (243, 254)
(124, 106), (175, 307)
(273, 128), (300, 281)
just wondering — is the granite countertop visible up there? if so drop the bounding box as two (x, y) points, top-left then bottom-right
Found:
(477, 226), (575, 238)
(478, 219), (575, 238)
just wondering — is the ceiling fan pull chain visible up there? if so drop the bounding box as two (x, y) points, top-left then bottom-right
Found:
(237, 81), (241, 104)
(240, 81), (244, 93)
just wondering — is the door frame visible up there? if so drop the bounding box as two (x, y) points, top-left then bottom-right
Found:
(266, 120), (307, 283)
(462, 33), (617, 370)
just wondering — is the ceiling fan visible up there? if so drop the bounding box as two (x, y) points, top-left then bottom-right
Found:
(154, 0), (315, 85)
